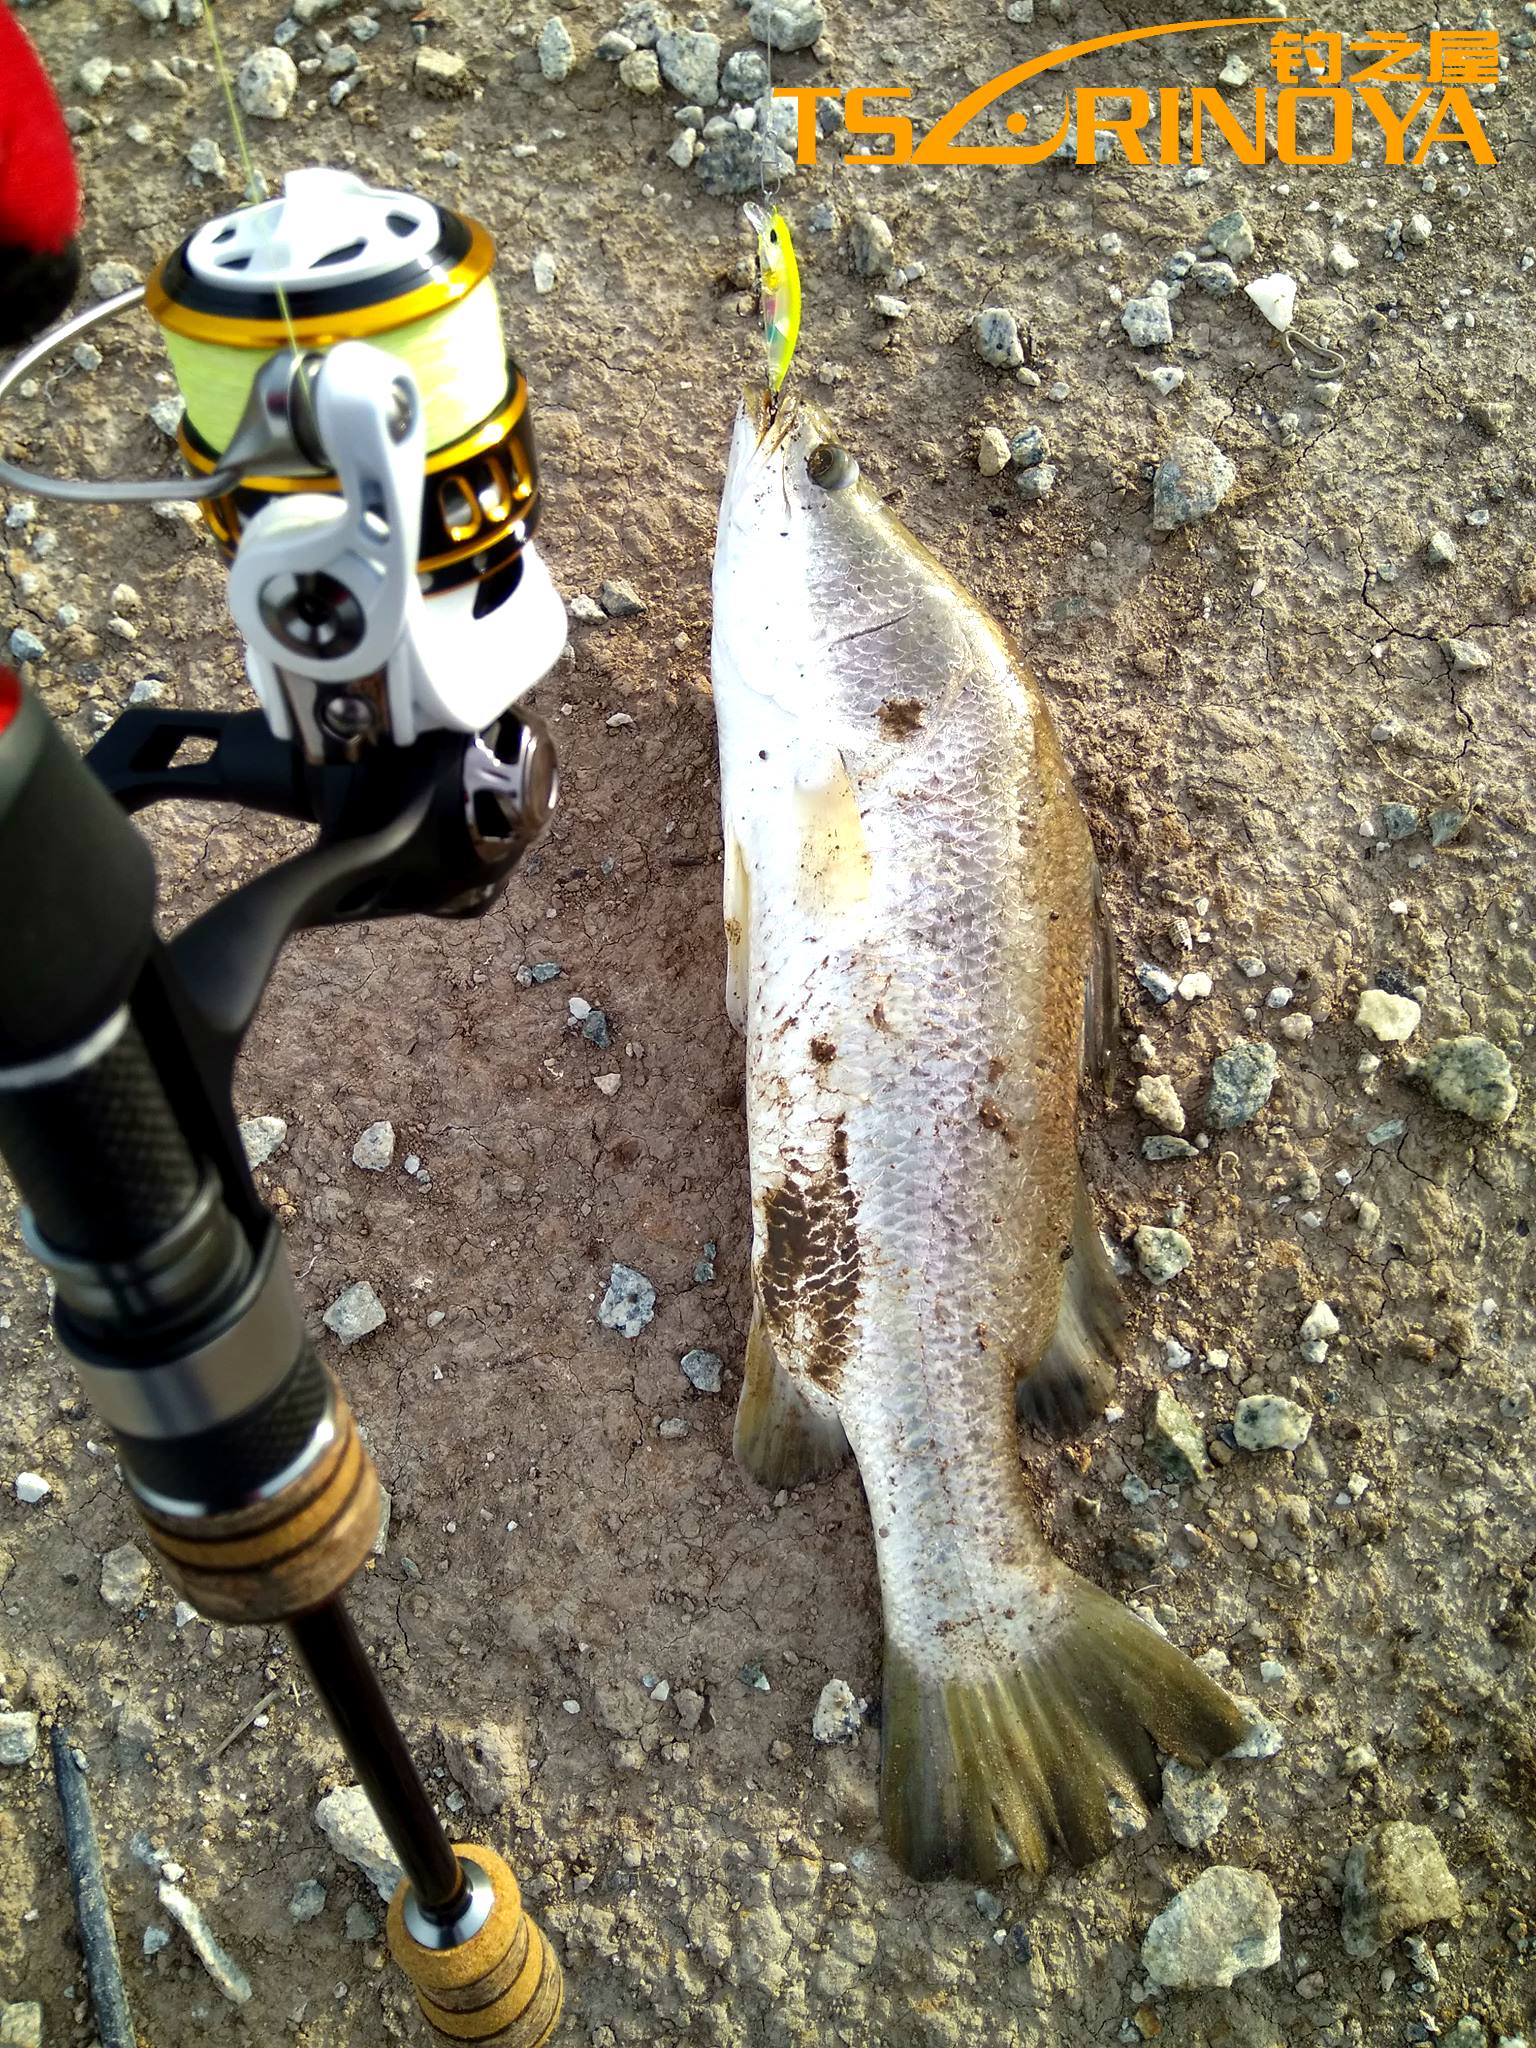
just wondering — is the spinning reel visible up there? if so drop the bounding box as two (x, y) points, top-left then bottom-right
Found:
(0, 170), (570, 2043)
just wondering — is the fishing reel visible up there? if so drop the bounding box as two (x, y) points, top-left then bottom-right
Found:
(0, 167), (567, 918)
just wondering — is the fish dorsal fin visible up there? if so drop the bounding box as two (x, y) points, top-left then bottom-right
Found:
(792, 750), (872, 918)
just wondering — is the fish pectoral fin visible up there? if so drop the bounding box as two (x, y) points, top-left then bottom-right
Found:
(793, 751), (872, 918)
(1016, 1172), (1125, 1436)
(722, 823), (750, 1033)
(880, 1584), (1251, 1883)
(733, 1302), (849, 1490)
(1082, 861), (1118, 1087)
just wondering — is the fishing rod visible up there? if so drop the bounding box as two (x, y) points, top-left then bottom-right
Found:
(0, 160), (567, 2044)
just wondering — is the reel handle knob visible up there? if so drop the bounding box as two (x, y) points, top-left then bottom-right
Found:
(387, 1843), (564, 2045)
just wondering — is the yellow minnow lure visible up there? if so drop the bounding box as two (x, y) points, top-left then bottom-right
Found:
(744, 202), (800, 400)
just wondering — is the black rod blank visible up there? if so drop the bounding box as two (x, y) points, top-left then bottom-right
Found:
(50, 1721), (137, 2048)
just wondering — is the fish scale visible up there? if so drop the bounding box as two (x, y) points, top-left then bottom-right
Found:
(712, 391), (1252, 1881)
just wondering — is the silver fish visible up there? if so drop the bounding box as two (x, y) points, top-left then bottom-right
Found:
(710, 392), (1247, 1881)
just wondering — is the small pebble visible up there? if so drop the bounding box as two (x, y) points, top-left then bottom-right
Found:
(1354, 988), (1421, 1043)
(1121, 287), (1174, 349)
(1424, 528), (1457, 568)
(1234, 1394), (1311, 1453)
(1245, 272), (1298, 332)
(977, 426), (1011, 477)
(1134, 1226), (1192, 1287)
(1134, 1074), (1185, 1134)
(1205, 1041), (1278, 1128)
(598, 1263), (656, 1338)
(289, 1879), (327, 1923)
(537, 17), (575, 80)
(0, 1713), (40, 1766)
(1153, 436), (1236, 529)
(848, 212), (894, 278)
(13, 1473), (50, 1506)
(600, 579), (646, 618)
(352, 1120), (395, 1172)
(680, 1348), (723, 1394)
(1162, 1760), (1228, 1848)
(812, 1679), (862, 1744)
(236, 47), (298, 119)
(1207, 210), (1255, 261)
(323, 1282), (386, 1346)
(972, 307), (1024, 369)
(1415, 1035), (1517, 1126)
(1142, 1866), (1282, 1989)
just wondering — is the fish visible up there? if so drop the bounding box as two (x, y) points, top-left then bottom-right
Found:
(709, 391), (1250, 1882)
(743, 202), (801, 399)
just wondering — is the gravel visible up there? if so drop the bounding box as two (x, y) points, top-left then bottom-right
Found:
(352, 1120), (396, 1171)
(1142, 1865), (1282, 1988)
(848, 212), (894, 277)
(619, 48), (661, 91)
(681, 1348), (724, 1393)
(415, 46), (470, 96)
(0, 1713), (40, 1766)
(1134, 1073), (1185, 1133)
(1341, 1821), (1462, 1956)
(598, 1263), (656, 1337)
(7, 628), (44, 666)
(1206, 209), (1255, 260)
(811, 1679), (861, 1744)
(323, 1282), (386, 1345)
(600, 579), (647, 617)
(289, 1878), (327, 1922)
(537, 17), (575, 79)
(1425, 527), (1458, 567)
(1161, 1760), (1229, 1847)
(235, 47), (298, 119)
(1121, 287), (1175, 348)
(1205, 1040), (1278, 1127)
(720, 47), (769, 98)
(1355, 988), (1421, 1042)
(239, 1116), (287, 1168)
(1441, 636), (1492, 673)
(657, 28), (720, 104)
(972, 307), (1024, 369)
(1133, 1226), (1192, 1286)
(1234, 1394), (1312, 1452)
(1152, 436), (1237, 529)
(13, 1473), (50, 1506)
(1415, 1036), (1518, 1125)
(977, 426), (1011, 476)
(746, 0), (824, 52)
(100, 1542), (152, 1612)
(315, 1784), (405, 1903)
(1145, 1388), (1212, 1482)
(0, 2005), (42, 2048)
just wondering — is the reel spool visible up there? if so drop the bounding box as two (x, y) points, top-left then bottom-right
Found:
(146, 168), (541, 615)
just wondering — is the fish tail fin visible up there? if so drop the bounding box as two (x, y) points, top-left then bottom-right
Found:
(733, 1305), (849, 1490)
(1016, 1173), (1126, 1436)
(880, 1583), (1248, 1882)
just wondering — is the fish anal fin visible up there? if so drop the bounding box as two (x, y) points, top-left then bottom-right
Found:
(1016, 1172), (1125, 1436)
(1083, 863), (1118, 1086)
(793, 752), (872, 918)
(733, 1303), (849, 1490)
(880, 1583), (1250, 1883)
(722, 823), (750, 1033)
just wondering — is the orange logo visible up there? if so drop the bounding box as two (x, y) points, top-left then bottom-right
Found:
(774, 20), (1498, 169)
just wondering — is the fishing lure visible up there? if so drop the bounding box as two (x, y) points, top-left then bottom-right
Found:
(744, 202), (801, 403)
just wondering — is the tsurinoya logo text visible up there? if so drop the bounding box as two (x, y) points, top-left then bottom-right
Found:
(775, 19), (1498, 169)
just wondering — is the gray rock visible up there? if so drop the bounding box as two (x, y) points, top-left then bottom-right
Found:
(1015, 463), (1056, 502)
(581, 1009), (612, 1049)
(345, 1902), (379, 1941)
(1134, 1226), (1192, 1287)
(77, 56), (115, 97)
(186, 136), (226, 179)
(618, 47), (661, 92)
(619, 0), (673, 45)
(1134, 1073), (1184, 1133)
(812, 1678), (861, 1744)
(1143, 1134), (1198, 1161)
(235, 47), (298, 120)
(599, 579), (646, 617)
(7, 628), (44, 666)
(1153, 436), (1236, 529)
(696, 123), (792, 195)
(1121, 288), (1175, 348)
(746, 0), (824, 52)
(597, 29), (637, 58)
(289, 1878), (327, 1922)
(848, 212), (893, 278)
(1380, 801), (1420, 840)
(1137, 963), (1178, 1005)
(1190, 259), (1239, 295)
(159, 1881), (252, 2003)
(1146, 1388), (1211, 1482)
(657, 27), (720, 104)
(315, 1784), (405, 1903)
(1205, 1040), (1278, 1128)
(1425, 528), (1457, 567)
(1355, 988), (1420, 1043)
(323, 1282), (386, 1345)
(598, 1264), (656, 1337)
(1162, 1760), (1228, 1847)
(91, 260), (139, 299)
(1429, 807), (1468, 846)
(1416, 1035), (1517, 1126)
(415, 47), (470, 97)
(720, 47), (769, 98)
(239, 1115), (287, 1168)
(537, 17), (575, 78)
(1234, 1394), (1311, 1452)
(1440, 636), (1491, 673)
(0, 1713), (40, 1766)
(530, 960), (561, 983)
(13, 1473), (50, 1506)
(1142, 1866), (1282, 1988)
(1206, 210), (1255, 261)
(352, 1120), (396, 1171)
(681, 1348), (723, 1393)
(972, 307), (1024, 369)
(1340, 1821), (1461, 1957)
(100, 1542), (152, 1612)
(0, 2006), (42, 2048)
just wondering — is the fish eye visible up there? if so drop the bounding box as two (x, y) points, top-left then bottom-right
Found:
(807, 443), (859, 492)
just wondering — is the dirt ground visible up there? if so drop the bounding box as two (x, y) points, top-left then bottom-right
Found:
(2, 0), (1534, 2042)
